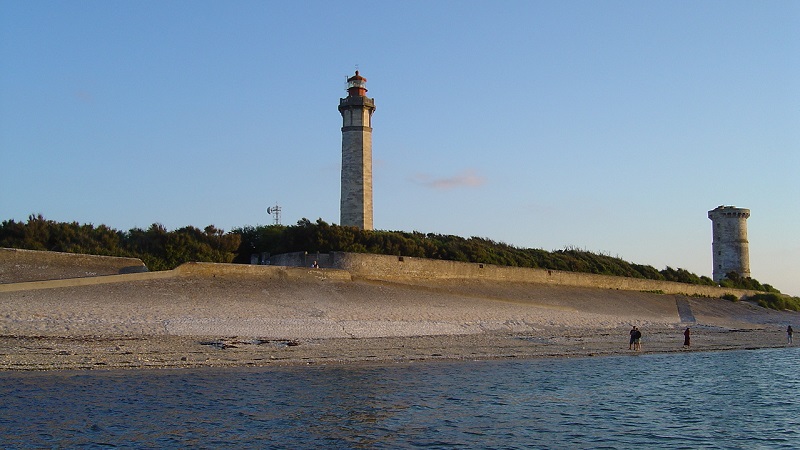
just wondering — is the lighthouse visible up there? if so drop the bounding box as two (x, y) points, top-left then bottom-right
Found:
(338, 71), (376, 230)
(708, 205), (751, 283)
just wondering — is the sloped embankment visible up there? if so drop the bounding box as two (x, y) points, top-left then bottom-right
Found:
(0, 248), (147, 283)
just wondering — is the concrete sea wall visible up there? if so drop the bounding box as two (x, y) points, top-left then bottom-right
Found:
(174, 261), (351, 282)
(0, 248), (147, 284)
(272, 251), (758, 299)
(0, 261), (351, 293)
(0, 247), (758, 300)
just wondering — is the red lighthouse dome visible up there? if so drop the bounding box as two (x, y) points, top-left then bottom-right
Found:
(346, 70), (368, 97)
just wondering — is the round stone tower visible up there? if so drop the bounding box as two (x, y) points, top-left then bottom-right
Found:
(338, 71), (376, 230)
(708, 205), (750, 283)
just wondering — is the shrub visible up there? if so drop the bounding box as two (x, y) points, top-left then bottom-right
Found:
(746, 293), (800, 312)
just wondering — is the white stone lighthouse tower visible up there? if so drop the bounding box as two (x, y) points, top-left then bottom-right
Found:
(708, 205), (751, 283)
(338, 71), (376, 230)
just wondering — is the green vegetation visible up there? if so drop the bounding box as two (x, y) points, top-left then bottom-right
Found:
(721, 293), (739, 302)
(3, 215), (795, 310)
(745, 293), (800, 312)
(230, 219), (775, 294)
(719, 271), (780, 293)
(0, 215), (240, 271)
(235, 219), (703, 280)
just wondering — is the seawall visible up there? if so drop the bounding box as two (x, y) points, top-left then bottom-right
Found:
(1, 248), (759, 300)
(0, 248), (147, 284)
(0, 261), (351, 293)
(270, 251), (759, 299)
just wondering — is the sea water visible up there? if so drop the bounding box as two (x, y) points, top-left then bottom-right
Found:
(1, 347), (798, 449)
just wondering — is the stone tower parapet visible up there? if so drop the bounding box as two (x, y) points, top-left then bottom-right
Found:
(339, 71), (376, 230)
(708, 205), (750, 283)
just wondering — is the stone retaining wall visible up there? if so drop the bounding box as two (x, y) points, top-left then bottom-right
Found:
(0, 248), (148, 284)
(0, 247), (759, 301)
(269, 251), (336, 268)
(0, 261), (352, 293)
(174, 262), (351, 282)
(272, 251), (758, 299)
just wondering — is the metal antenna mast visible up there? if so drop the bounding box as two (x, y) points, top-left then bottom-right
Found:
(266, 203), (282, 225)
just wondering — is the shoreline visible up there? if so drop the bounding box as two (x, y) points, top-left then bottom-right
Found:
(1, 326), (793, 372)
(2, 271), (797, 372)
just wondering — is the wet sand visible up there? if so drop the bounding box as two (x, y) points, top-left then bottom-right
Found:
(1, 273), (797, 371)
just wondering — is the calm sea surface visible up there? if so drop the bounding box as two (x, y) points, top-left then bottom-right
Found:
(1, 347), (798, 449)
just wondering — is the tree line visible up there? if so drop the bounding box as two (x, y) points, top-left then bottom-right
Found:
(231, 218), (781, 293)
(0, 215), (240, 271)
(0, 215), (783, 295)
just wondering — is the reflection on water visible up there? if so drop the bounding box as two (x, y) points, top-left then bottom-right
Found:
(1, 348), (798, 448)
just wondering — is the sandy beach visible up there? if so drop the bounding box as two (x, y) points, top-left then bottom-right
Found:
(1, 263), (797, 371)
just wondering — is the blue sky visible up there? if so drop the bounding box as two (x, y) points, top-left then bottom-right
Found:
(2, 1), (798, 295)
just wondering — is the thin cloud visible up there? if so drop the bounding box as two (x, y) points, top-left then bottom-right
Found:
(411, 169), (487, 190)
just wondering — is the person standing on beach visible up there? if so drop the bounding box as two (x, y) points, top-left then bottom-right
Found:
(683, 327), (691, 348)
(788, 325), (793, 345)
(629, 326), (637, 350)
(633, 327), (642, 351)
